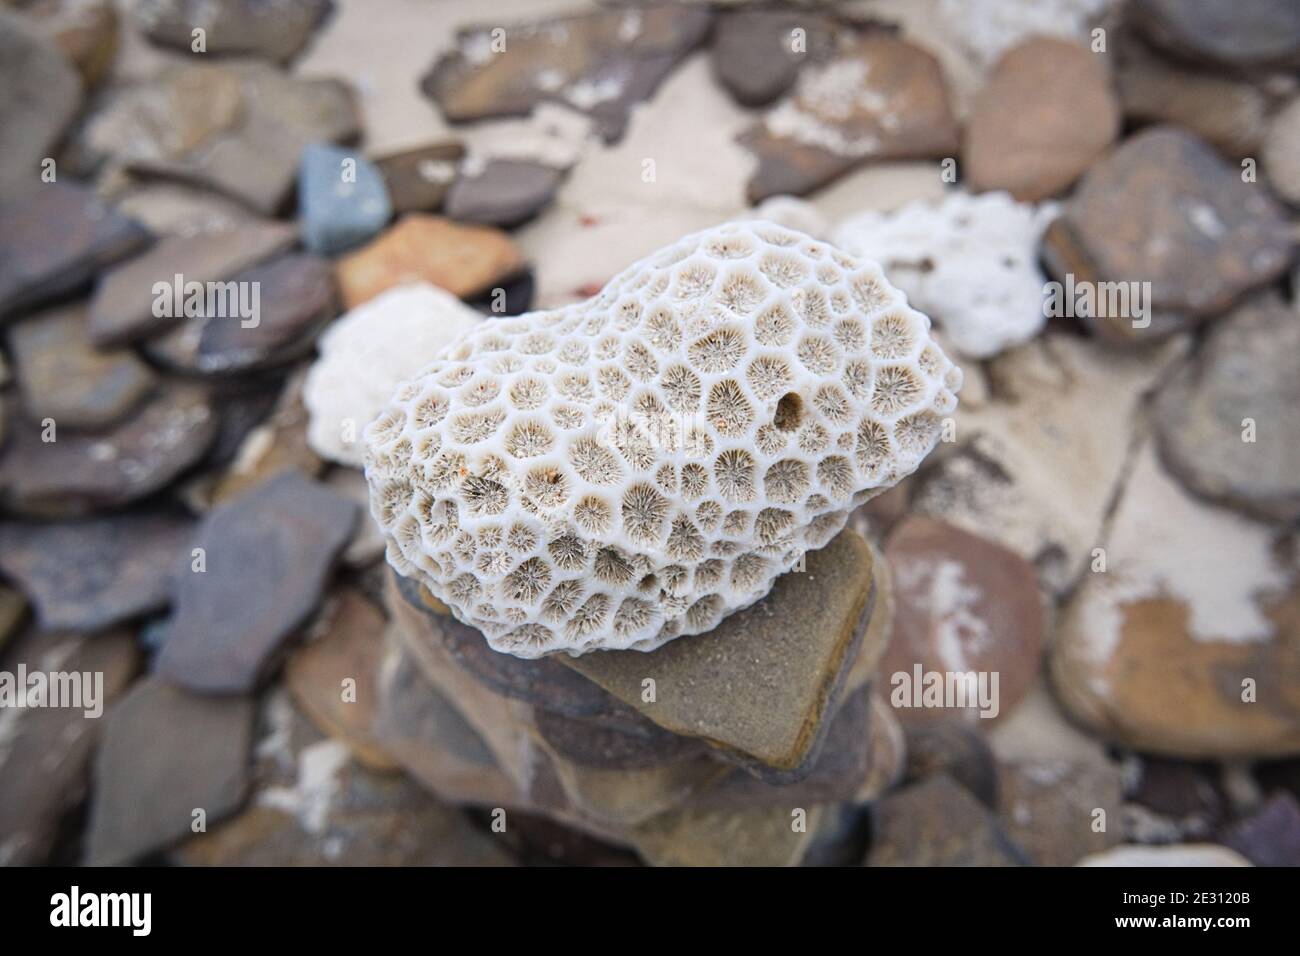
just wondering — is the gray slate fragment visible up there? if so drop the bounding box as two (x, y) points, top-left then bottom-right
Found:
(0, 11), (82, 203)
(0, 510), (192, 631)
(0, 182), (151, 320)
(87, 676), (254, 865)
(155, 471), (357, 693)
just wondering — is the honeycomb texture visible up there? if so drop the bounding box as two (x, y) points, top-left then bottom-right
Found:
(365, 222), (962, 658)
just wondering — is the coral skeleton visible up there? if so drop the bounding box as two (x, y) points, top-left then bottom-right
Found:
(365, 222), (961, 657)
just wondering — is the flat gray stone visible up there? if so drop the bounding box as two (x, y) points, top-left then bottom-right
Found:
(1154, 294), (1300, 522)
(135, 0), (333, 64)
(88, 220), (297, 347)
(443, 159), (562, 227)
(0, 11), (82, 203)
(0, 628), (138, 866)
(1130, 0), (1300, 70)
(87, 676), (254, 865)
(9, 300), (157, 429)
(142, 252), (336, 375)
(0, 182), (151, 321)
(155, 471), (357, 694)
(0, 509), (192, 631)
(79, 61), (358, 215)
(0, 384), (217, 518)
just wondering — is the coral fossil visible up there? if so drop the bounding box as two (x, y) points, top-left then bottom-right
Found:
(365, 222), (961, 658)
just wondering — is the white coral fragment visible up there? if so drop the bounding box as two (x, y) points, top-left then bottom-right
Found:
(833, 191), (1057, 359)
(365, 222), (961, 658)
(303, 283), (483, 467)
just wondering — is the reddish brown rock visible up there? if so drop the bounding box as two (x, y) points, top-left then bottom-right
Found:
(965, 37), (1120, 202)
(335, 215), (525, 309)
(880, 515), (1045, 726)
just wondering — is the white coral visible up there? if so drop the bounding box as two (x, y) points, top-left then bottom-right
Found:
(833, 191), (1057, 359)
(303, 283), (482, 467)
(365, 222), (961, 658)
(938, 0), (1112, 68)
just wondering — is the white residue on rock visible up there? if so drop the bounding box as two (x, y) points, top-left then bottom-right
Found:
(258, 738), (353, 835)
(1076, 442), (1293, 669)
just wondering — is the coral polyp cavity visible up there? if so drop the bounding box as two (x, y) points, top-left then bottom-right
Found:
(365, 222), (962, 658)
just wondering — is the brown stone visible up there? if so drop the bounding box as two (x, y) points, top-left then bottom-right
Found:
(422, 7), (711, 144)
(997, 759), (1123, 866)
(1117, 38), (1267, 157)
(965, 37), (1120, 202)
(374, 141), (464, 214)
(880, 515), (1046, 726)
(866, 774), (1030, 866)
(335, 214), (525, 309)
(285, 589), (396, 772)
(630, 803), (823, 867)
(1042, 126), (1293, 343)
(741, 34), (959, 202)
(560, 529), (877, 778)
(1050, 443), (1300, 758)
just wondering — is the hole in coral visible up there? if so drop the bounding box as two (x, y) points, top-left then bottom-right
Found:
(773, 393), (803, 432)
(638, 574), (658, 592)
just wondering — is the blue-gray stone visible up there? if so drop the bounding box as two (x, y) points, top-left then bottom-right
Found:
(298, 142), (391, 256)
